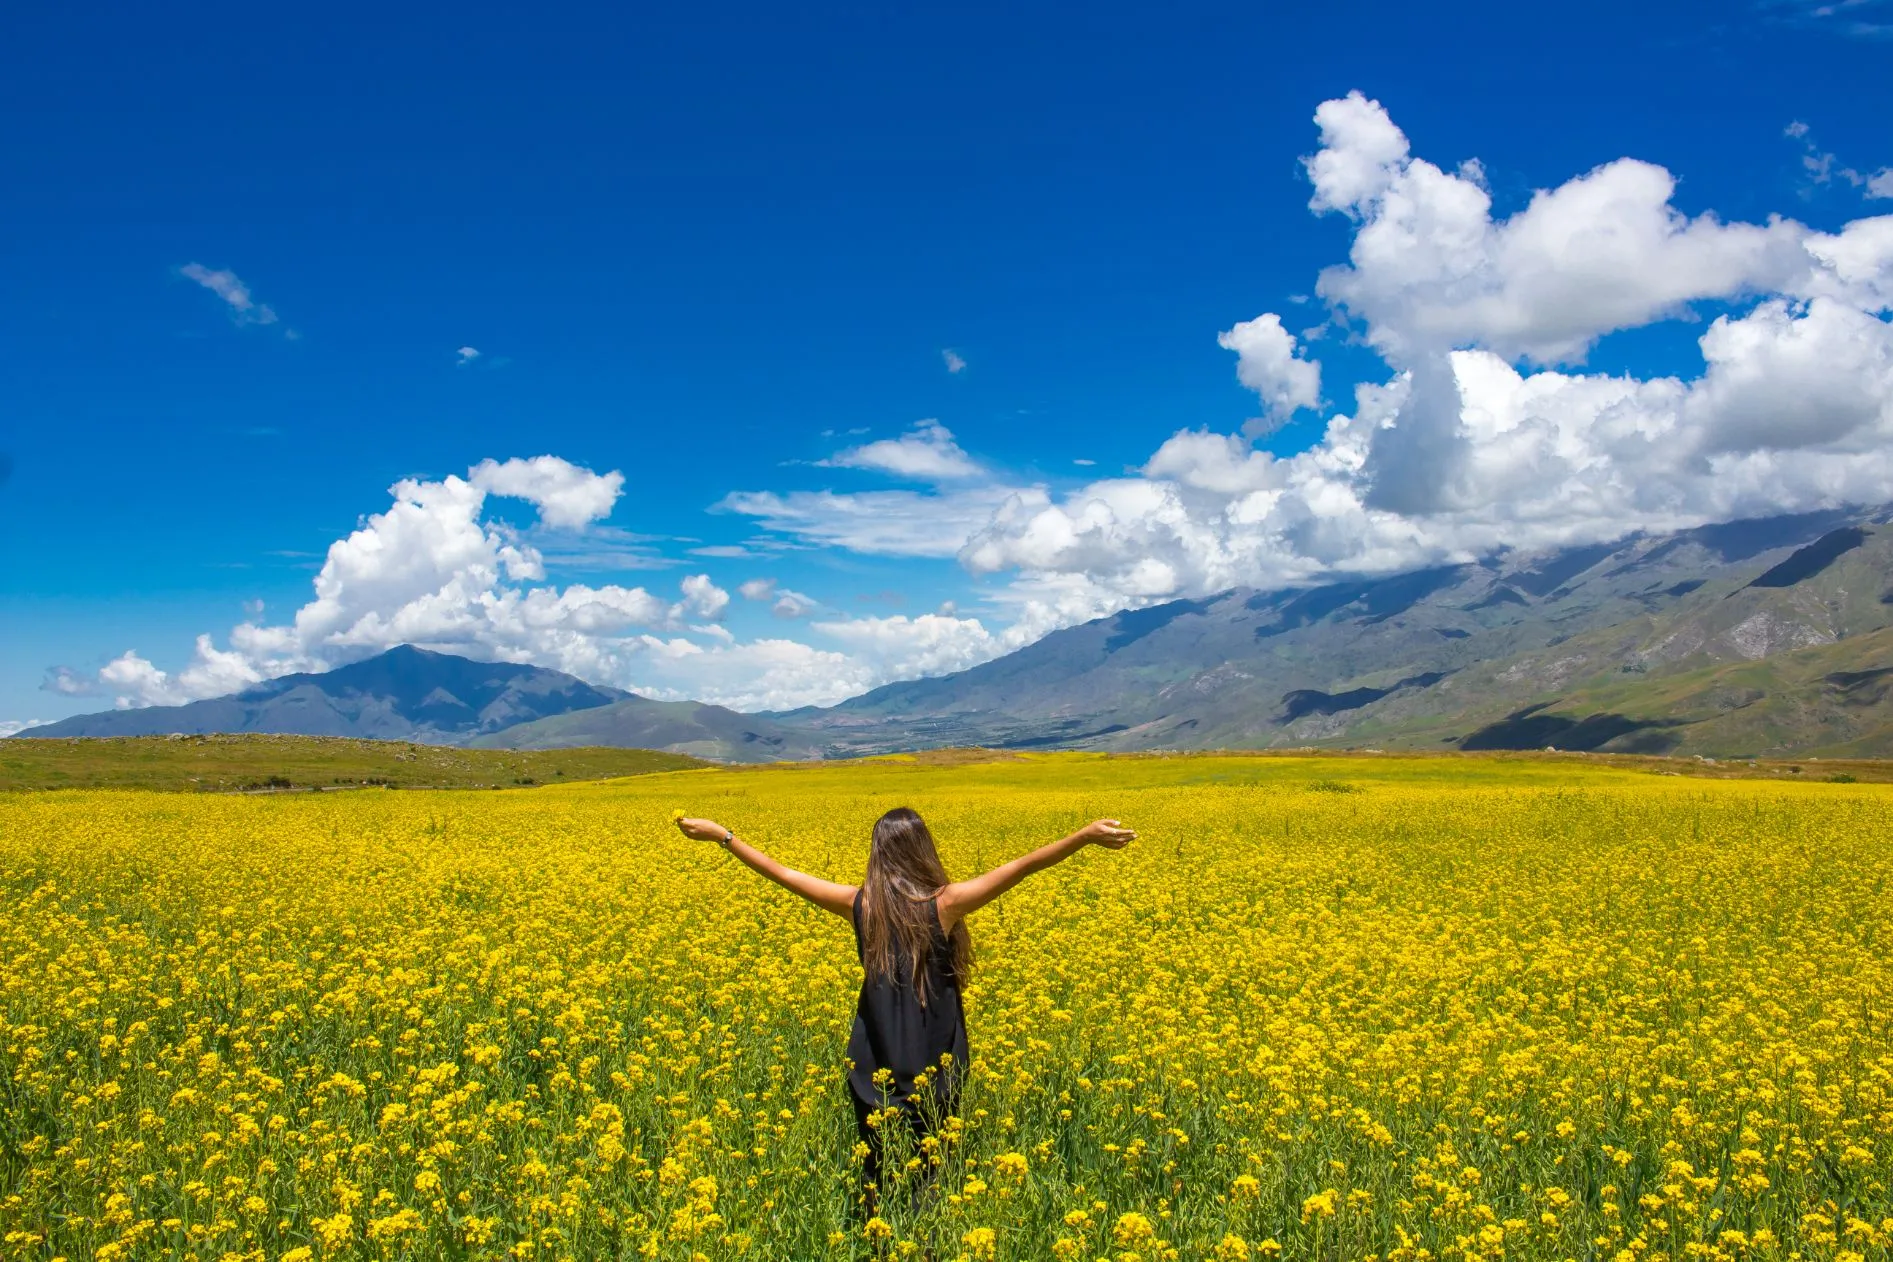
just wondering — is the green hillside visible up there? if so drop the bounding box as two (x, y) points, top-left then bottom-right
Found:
(0, 733), (708, 792)
(1352, 626), (1893, 758)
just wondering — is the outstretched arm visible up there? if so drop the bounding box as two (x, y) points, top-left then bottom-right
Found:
(936, 818), (1135, 933)
(675, 816), (857, 919)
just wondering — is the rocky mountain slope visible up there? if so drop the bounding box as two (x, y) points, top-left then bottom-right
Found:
(770, 507), (1893, 758)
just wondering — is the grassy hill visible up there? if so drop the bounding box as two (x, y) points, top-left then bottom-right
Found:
(1366, 625), (1893, 758)
(470, 696), (827, 762)
(0, 733), (708, 792)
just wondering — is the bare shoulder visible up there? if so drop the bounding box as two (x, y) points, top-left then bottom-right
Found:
(820, 881), (861, 919)
(935, 882), (970, 932)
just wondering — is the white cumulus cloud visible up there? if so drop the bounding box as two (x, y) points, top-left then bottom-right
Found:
(1309, 91), (1811, 365)
(77, 453), (989, 712)
(1217, 313), (1322, 429)
(817, 421), (984, 481)
(469, 455), (625, 530)
(619, 612), (1020, 711)
(83, 458), (731, 708)
(730, 91), (1893, 658)
(678, 573), (731, 620)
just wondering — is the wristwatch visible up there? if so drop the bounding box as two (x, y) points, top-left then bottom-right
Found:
(721, 829), (735, 848)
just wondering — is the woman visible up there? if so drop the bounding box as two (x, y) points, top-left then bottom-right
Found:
(673, 807), (1135, 1210)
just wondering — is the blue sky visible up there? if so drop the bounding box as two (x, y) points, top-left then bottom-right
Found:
(5, 0), (1893, 725)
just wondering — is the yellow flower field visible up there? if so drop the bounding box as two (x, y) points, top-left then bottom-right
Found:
(2, 753), (1890, 1262)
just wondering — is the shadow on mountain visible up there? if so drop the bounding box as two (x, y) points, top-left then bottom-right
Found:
(1459, 702), (1688, 752)
(1251, 566), (1470, 638)
(1745, 527), (1869, 590)
(1000, 723), (1129, 748)
(1691, 510), (1859, 562)
(1279, 671), (1449, 723)
(1356, 566), (1472, 623)
(1825, 666), (1893, 706)
(1250, 580), (1369, 635)
(1609, 510), (1859, 579)
(1509, 544), (1618, 597)
(1465, 585), (1528, 611)
(1104, 598), (1215, 652)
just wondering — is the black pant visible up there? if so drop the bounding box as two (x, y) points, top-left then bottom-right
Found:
(850, 1090), (953, 1216)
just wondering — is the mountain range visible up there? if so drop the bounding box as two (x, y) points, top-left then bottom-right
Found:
(24, 647), (627, 744)
(24, 507), (1893, 760)
(782, 507), (1893, 758)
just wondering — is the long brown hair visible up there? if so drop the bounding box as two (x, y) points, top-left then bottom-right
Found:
(860, 807), (972, 1005)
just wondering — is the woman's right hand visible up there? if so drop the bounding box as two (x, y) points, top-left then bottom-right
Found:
(675, 815), (730, 843)
(1077, 818), (1136, 849)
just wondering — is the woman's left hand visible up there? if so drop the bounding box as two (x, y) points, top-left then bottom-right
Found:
(1077, 818), (1137, 849)
(675, 815), (730, 843)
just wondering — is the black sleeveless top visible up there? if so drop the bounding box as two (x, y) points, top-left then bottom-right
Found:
(847, 890), (969, 1111)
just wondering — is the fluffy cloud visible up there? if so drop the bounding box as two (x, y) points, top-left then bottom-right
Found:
(943, 349), (967, 373)
(813, 613), (1006, 678)
(678, 573), (731, 620)
(179, 264), (281, 328)
(0, 720), (47, 738)
(620, 613), (1017, 711)
(738, 92), (1893, 645)
(1309, 92), (1811, 365)
(960, 287), (1893, 613)
(80, 451), (1004, 712)
(83, 458), (737, 708)
(76, 443), (1032, 713)
(99, 636), (270, 709)
(1217, 313), (1322, 429)
(468, 456), (624, 530)
(818, 421), (983, 481)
